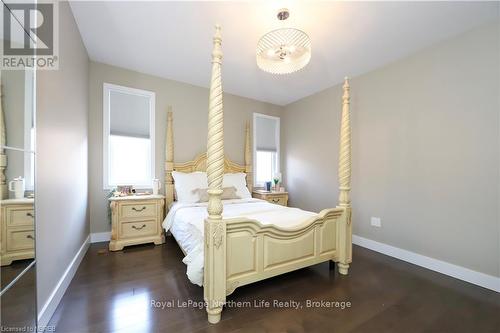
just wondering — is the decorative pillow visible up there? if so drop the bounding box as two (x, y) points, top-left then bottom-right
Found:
(193, 186), (240, 203)
(172, 171), (208, 203)
(222, 173), (252, 199)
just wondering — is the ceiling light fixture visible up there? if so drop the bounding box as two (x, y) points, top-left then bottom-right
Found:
(256, 8), (311, 75)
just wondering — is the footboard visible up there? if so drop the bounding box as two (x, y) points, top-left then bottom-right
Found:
(203, 206), (352, 323)
(225, 207), (350, 295)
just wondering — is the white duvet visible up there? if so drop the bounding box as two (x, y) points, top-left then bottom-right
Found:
(162, 198), (317, 286)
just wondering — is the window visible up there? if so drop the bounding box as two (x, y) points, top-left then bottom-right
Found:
(103, 83), (155, 189)
(253, 113), (280, 187)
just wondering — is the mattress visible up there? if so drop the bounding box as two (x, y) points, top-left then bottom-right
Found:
(163, 198), (317, 286)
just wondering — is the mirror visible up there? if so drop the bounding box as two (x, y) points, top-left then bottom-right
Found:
(0, 68), (35, 152)
(0, 264), (36, 329)
(0, 3), (37, 330)
(0, 149), (35, 288)
(1, 0), (36, 152)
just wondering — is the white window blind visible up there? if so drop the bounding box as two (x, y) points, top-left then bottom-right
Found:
(103, 83), (155, 189)
(255, 116), (278, 152)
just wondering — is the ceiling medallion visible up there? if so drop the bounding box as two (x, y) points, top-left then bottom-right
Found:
(256, 8), (311, 75)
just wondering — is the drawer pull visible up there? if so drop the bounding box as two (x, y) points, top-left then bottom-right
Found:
(26, 235), (34, 240)
(132, 206), (147, 212)
(26, 212), (34, 218)
(132, 224), (146, 231)
(271, 198), (280, 203)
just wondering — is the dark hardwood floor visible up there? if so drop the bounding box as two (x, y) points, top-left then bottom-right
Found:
(48, 237), (500, 333)
(1, 259), (33, 290)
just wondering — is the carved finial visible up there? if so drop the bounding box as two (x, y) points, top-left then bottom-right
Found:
(343, 77), (350, 103)
(214, 24), (222, 36)
(212, 25), (223, 64)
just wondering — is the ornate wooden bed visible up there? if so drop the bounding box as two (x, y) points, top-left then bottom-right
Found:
(164, 25), (352, 324)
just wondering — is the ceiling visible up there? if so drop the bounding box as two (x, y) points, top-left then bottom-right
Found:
(69, 1), (499, 106)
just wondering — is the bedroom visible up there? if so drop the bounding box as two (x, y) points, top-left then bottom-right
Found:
(0, 1), (499, 332)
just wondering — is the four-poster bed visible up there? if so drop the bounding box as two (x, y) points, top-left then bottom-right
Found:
(164, 25), (352, 324)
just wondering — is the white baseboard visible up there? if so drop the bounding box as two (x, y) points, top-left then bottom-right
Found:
(38, 235), (90, 328)
(352, 235), (500, 293)
(90, 231), (111, 243)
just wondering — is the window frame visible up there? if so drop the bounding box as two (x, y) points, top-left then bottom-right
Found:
(253, 112), (280, 188)
(103, 83), (155, 190)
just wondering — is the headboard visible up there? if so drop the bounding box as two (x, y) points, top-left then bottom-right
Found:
(164, 109), (252, 209)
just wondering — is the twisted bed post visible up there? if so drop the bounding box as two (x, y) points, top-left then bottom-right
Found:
(337, 77), (352, 275)
(165, 107), (174, 208)
(204, 24), (226, 324)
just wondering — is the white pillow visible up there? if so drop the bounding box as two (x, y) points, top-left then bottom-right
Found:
(172, 171), (208, 203)
(223, 173), (251, 199)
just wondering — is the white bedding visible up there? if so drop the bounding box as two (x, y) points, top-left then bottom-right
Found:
(163, 198), (317, 286)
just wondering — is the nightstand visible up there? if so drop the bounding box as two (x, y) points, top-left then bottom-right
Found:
(0, 198), (35, 266)
(252, 190), (288, 207)
(108, 195), (165, 251)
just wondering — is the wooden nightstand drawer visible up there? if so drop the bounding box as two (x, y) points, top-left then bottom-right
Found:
(7, 229), (35, 251)
(1, 200), (35, 266)
(120, 220), (157, 239)
(120, 202), (156, 219)
(7, 207), (35, 227)
(266, 196), (286, 206)
(252, 191), (288, 207)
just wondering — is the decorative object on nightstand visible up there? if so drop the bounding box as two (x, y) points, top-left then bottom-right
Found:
(116, 185), (133, 196)
(252, 189), (288, 206)
(265, 181), (272, 191)
(273, 172), (282, 191)
(8, 177), (25, 199)
(0, 198), (35, 266)
(108, 194), (165, 251)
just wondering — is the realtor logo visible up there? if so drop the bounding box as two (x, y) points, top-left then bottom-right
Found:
(1, 1), (59, 69)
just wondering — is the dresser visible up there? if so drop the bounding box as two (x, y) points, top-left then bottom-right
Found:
(0, 198), (35, 266)
(252, 190), (288, 206)
(109, 195), (165, 251)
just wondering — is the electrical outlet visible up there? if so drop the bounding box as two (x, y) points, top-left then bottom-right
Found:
(371, 217), (381, 227)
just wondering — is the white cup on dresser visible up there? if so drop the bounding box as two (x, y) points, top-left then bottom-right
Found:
(9, 177), (25, 199)
(152, 179), (161, 195)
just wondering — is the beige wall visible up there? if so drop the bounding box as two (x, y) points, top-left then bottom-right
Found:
(282, 22), (500, 277)
(89, 62), (283, 233)
(36, 1), (90, 313)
